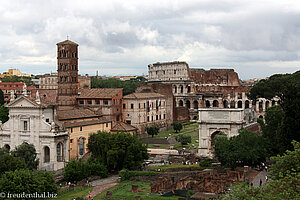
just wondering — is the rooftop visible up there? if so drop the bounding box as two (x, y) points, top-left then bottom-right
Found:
(56, 108), (99, 121)
(123, 92), (166, 99)
(77, 88), (123, 99)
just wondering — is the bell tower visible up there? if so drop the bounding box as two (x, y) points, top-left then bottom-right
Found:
(56, 39), (79, 109)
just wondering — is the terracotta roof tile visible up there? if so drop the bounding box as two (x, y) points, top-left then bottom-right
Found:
(63, 118), (110, 128)
(56, 40), (78, 46)
(111, 122), (138, 132)
(77, 88), (122, 99)
(123, 92), (166, 99)
(56, 108), (99, 121)
(31, 89), (57, 106)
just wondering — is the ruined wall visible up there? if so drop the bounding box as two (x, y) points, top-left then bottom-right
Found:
(174, 107), (190, 123)
(190, 69), (240, 86)
(131, 169), (245, 194)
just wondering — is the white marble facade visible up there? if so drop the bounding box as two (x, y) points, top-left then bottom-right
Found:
(0, 95), (68, 171)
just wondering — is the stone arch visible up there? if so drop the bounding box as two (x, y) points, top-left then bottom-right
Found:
(210, 131), (226, 150)
(56, 142), (64, 162)
(230, 101), (235, 108)
(205, 100), (210, 108)
(213, 100), (219, 107)
(193, 100), (199, 109)
(173, 85), (177, 93)
(180, 85), (183, 93)
(223, 100), (228, 108)
(259, 115), (263, 119)
(245, 100), (250, 109)
(265, 101), (270, 108)
(186, 100), (191, 109)
(193, 115), (197, 120)
(237, 100), (242, 108)
(44, 146), (50, 163)
(259, 101), (263, 109)
(272, 100), (276, 106)
(78, 137), (86, 156)
(4, 144), (10, 152)
(179, 100), (183, 107)
(187, 85), (191, 93)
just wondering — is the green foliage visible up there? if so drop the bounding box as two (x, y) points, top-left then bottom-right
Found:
(220, 141), (300, 200)
(176, 134), (191, 146)
(146, 126), (159, 137)
(64, 160), (107, 182)
(119, 169), (158, 181)
(0, 105), (9, 123)
(199, 158), (214, 167)
(269, 140), (300, 180)
(248, 70), (300, 155)
(0, 154), (27, 175)
(214, 129), (266, 168)
(172, 121), (183, 133)
(0, 89), (4, 105)
(1, 75), (34, 86)
(0, 169), (57, 194)
(88, 131), (148, 172)
(12, 142), (39, 170)
(91, 77), (146, 95)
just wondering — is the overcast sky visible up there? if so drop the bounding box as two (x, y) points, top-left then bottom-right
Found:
(0, 0), (299, 79)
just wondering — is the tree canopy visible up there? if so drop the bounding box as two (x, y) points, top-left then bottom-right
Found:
(12, 142), (39, 170)
(91, 77), (147, 95)
(214, 129), (267, 168)
(248, 70), (300, 154)
(146, 126), (159, 138)
(88, 131), (148, 171)
(176, 134), (191, 146)
(172, 121), (183, 133)
(1, 75), (35, 86)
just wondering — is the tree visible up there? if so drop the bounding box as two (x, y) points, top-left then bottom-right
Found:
(1, 75), (34, 86)
(220, 141), (300, 200)
(214, 129), (266, 168)
(0, 169), (57, 194)
(172, 121), (183, 133)
(0, 89), (4, 105)
(12, 142), (39, 170)
(88, 131), (148, 171)
(0, 105), (9, 123)
(146, 126), (159, 138)
(0, 154), (27, 175)
(248, 70), (300, 154)
(176, 134), (191, 146)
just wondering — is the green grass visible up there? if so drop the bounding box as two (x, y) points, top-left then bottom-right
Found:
(147, 143), (170, 149)
(94, 181), (181, 200)
(153, 122), (198, 139)
(54, 186), (93, 200)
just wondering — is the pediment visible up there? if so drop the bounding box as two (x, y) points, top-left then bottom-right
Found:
(6, 96), (39, 108)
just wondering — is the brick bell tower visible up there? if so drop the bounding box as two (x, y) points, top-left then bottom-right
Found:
(56, 39), (79, 109)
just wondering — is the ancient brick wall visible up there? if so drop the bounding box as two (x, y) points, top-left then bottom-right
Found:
(174, 107), (189, 123)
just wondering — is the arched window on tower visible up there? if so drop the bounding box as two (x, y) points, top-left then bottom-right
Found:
(179, 100), (183, 107)
(186, 100), (191, 109)
(245, 100), (250, 109)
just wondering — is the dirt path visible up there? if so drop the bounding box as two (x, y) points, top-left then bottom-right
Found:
(86, 182), (119, 199)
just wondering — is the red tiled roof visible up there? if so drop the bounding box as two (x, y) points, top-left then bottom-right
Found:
(63, 118), (110, 128)
(56, 107), (99, 121)
(123, 92), (165, 99)
(77, 88), (122, 99)
(56, 40), (78, 46)
(111, 122), (138, 132)
(31, 89), (57, 106)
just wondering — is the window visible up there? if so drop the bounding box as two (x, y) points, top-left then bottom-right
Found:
(126, 120), (131, 125)
(24, 121), (28, 131)
(87, 100), (92, 104)
(156, 115), (158, 120)
(70, 139), (73, 143)
(106, 123), (109, 127)
(95, 100), (100, 104)
(57, 143), (64, 162)
(71, 128), (73, 133)
(104, 100), (108, 105)
(44, 146), (50, 163)
(123, 104), (126, 109)
(79, 100), (84, 104)
(147, 116), (149, 122)
(131, 104), (134, 109)
(46, 118), (49, 123)
(78, 138), (85, 156)
(80, 126), (83, 131)
(164, 114), (166, 119)
(151, 116), (153, 121)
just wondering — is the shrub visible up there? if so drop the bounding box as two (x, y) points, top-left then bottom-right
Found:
(119, 169), (158, 181)
(199, 158), (214, 167)
(87, 160), (108, 178)
(176, 135), (192, 145)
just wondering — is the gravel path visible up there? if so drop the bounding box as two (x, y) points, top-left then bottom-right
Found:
(86, 182), (119, 199)
(86, 175), (120, 198)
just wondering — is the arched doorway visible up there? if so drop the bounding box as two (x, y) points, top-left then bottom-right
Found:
(213, 100), (219, 107)
(223, 100), (228, 108)
(4, 144), (10, 152)
(44, 146), (50, 163)
(179, 100), (183, 107)
(230, 101), (235, 108)
(205, 100), (210, 108)
(78, 137), (85, 157)
(193, 100), (199, 109)
(245, 100), (250, 109)
(210, 131), (226, 151)
(187, 86), (191, 93)
(186, 100), (191, 109)
(238, 100), (242, 108)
